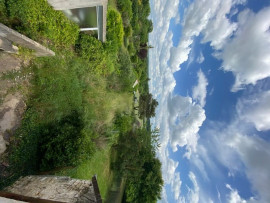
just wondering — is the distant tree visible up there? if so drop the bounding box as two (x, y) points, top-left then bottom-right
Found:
(139, 93), (158, 118)
(148, 20), (153, 33)
(138, 48), (148, 59)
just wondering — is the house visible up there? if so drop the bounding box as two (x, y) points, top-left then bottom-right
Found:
(47, 0), (108, 42)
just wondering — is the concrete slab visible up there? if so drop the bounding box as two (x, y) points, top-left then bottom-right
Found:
(0, 23), (55, 57)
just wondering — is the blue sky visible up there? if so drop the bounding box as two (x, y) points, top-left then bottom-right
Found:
(148, 0), (270, 202)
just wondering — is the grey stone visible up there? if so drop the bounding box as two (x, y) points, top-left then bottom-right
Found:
(0, 23), (55, 57)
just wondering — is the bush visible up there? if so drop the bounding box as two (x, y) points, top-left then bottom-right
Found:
(124, 25), (133, 37)
(114, 113), (133, 133)
(38, 111), (95, 170)
(0, 0), (6, 16)
(117, 0), (133, 27)
(105, 8), (124, 53)
(76, 34), (105, 65)
(117, 48), (136, 88)
(76, 33), (116, 75)
(6, 0), (79, 49)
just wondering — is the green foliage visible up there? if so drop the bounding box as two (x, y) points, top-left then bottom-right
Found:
(106, 8), (124, 52)
(0, 0), (162, 200)
(76, 34), (105, 63)
(139, 93), (158, 118)
(56, 146), (114, 200)
(125, 158), (163, 203)
(0, 0), (6, 18)
(9, 110), (95, 173)
(31, 57), (84, 122)
(5, 0), (79, 49)
(38, 111), (92, 170)
(117, 0), (133, 27)
(116, 47), (136, 91)
(113, 128), (163, 202)
(76, 34), (116, 76)
(114, 113), (133, 133)
(124, 25), (133, 37)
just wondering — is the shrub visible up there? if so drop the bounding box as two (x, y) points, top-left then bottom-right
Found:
(76, 34), (105, 65)
(76, 34), (116, 75)
(117, 48), (136, 88)
(38, 111), (95, 170)
(114, 113), (133, 133)
(117, 0), (133, 27)
(6, 0), (79, 49)
(0, 0), (6, 16)
(124, 25), (133, 37)
(105, 8), (124, 53)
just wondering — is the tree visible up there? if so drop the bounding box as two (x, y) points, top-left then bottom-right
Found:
(139, 93), (158, 118)
(114, 128), (163, 203)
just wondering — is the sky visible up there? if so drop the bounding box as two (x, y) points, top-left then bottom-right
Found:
(148, 0), (270, 202)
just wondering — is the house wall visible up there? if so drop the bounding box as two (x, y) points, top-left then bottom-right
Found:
(47, 0), (107, 10)
(47, 0), (107, 41)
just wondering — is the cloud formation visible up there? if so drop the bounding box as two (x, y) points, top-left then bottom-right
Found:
(149, 0), (270, 202)
(180, 172), (200, 203)
(221, 7), (270, 91)
(192, 70), (208, 107)
(195, 115), (270, 202)
(168, 95), (206, 157)
(196, 51), (205, 64)
(237, 90), (270, 131)
(170, 0), (245, 71)
(226, 184), (250, 203)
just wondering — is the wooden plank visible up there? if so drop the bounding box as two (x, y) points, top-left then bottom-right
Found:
(92, 176), (102, 203)
(0, 191), (65, 203)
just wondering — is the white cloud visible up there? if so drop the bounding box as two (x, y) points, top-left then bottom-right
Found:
(168, 95), (206, 157)
(170, 0), (245, 71)
(237, 90), (270, 131)
(221, 7), (270, 91)
(226, 184), (256, 203)
(172, 172), (182, 200)
(184, 172), (200, 203)
(192, 70), (208, 107)
(201, 0), (238, 50)
(226, 184), (247, 203)
(175, 12), (181, 24)
(150, 1), (270, 202)
(196, 118), (270, 202)
(227, 133), (270, 202)
(197, 51), (205, 64)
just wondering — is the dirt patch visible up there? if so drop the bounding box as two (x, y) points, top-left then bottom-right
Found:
(0, 53), (27, 157)
(0, 52), (21, 73)
(0, 94), (26, 143)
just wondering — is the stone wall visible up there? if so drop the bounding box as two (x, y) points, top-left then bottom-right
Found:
(4, 175), (100, 202)
(0, 23), (55, 57)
